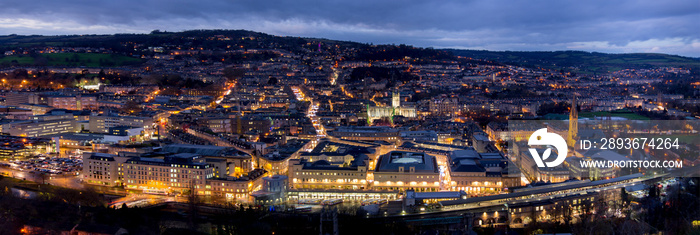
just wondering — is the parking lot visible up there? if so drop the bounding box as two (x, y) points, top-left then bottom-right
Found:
(4, 156), (82, 175)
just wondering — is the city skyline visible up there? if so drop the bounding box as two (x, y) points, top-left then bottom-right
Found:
(0, 1), (697, 233)
(0, 0), (699, 57)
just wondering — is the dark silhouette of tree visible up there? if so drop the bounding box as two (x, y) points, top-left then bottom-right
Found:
(537, 102), (571, 115)
(223, 67), (245, 82)
(267, 77), (278, 85)
(121, 100), (142, 113)
(186, 182), (200, 231)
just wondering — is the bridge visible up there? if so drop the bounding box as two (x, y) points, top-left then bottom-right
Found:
(372, 164), (700, 227)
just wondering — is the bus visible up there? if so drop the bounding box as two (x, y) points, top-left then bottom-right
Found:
(295, 206), (312, 212)
(143, 189), (168, 195)
(321, 199), (343, 206)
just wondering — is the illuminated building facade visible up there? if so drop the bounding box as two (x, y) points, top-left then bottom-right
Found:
(1, 114), (77, 137)
(429, 95), (460, 116)
(0, 136), (51, 160)
(83, 152), (129, 186)
(328, 126), (401, 143)
(122, 153), (215, 194)
(89, 115), (153, 134)
(288, 158), (369, 190)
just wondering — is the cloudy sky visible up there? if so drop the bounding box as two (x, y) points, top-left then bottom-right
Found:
(1, 0), (698, 57)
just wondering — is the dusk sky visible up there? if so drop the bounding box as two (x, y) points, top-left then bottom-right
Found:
(1, 0), (698, 57)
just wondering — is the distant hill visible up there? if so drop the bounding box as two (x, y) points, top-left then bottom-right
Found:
(445, 49), (700, 74)
(1, 29), (698, 73)
(0, 30), (311, 54)
(0, 53), (143, 67)
(0, 30), (459, 68)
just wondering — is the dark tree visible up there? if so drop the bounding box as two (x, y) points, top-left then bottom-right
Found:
(223, 67), (246, 81)
(267, 77), (278, 85)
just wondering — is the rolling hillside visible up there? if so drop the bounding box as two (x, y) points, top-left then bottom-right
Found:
(446, 49), (700, 74)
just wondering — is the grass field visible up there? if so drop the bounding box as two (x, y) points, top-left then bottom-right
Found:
(448, 50), (700, 74)
(0, 56), (34, 64)
(579, 111), (650, 120)
(0, 53), (144, 67)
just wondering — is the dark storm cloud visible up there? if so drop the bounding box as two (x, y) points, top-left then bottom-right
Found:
(0, 0), (698, 56)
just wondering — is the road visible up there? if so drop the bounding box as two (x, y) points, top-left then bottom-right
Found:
(291, 86), (327, 137)
(108, 193), (183, 208)
(0, 165), (153, 207)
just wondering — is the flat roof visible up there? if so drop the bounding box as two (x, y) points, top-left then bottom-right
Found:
(163, 144), (248, 157)
(55, 133), (106, 141)
(512, 179), (591, 193)
(412, 191), (463, 199)
(375, 151), (437, 173)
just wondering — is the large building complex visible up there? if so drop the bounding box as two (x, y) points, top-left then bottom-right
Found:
(83, 149), (267, 202)
(122, 153), (214, 193)
(89, 115), (153, 134)
(372, 151), (441, 192)
(328, 126), (401, 143)
(1, 110), (78, 137)
(288, 158), (369, 190)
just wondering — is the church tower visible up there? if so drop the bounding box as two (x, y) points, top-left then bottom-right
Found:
(392, 91), (400, 108)
(568, 93), (578, 148)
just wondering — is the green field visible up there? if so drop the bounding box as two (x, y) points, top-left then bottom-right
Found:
(579, 111), (650, 120)
(0, 56), (33, 64)
(448, 50), (700, 74)
(0, 53), (144, 67)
